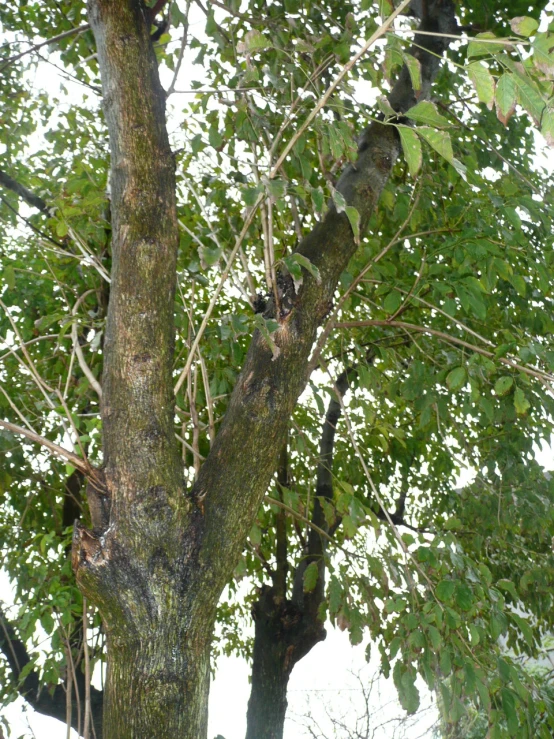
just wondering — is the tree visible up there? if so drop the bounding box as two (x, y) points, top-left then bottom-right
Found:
(1, 1), (554, 739)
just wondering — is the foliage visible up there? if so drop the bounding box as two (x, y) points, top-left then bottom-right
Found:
(1, 0), (554, 736)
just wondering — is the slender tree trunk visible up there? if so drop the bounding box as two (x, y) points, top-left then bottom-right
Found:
(243, 3), (458, 736)
(245, 613), (292, 739)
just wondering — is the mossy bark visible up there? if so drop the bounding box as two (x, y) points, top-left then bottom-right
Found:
(73, 1), (457, 737)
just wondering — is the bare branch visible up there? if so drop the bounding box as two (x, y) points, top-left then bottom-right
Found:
(0, 169), (49, 213)
(0, 419), (91, 476)
(0, 24), (91, 72)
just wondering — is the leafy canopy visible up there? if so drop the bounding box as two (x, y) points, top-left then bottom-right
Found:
(1, 0), (554, 736)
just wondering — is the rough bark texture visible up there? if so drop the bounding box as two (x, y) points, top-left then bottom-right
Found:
(71, 1), (457, 737)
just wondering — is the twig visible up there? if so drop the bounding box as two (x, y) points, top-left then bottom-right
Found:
(83, 600), (91, 739)
(307, 181), (422, 375)
(71, 291), (102, 398)
(0, 419), (91, 475)
(268, 0), (412, 179)
(336, 319), (554, 385)
(197, 347), (215, 442)
(0, 24), (91, 72)
(174, 196), (263, 394)
(166, 1), (191, 96)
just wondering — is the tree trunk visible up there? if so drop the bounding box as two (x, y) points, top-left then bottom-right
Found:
(72, 2), (457, 737)
(103, 625), (211, 737)
(245, 586), (326, 739)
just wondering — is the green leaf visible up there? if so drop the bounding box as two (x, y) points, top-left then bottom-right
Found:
(436, 580), (456, 603)
(514, 387), (530, 415)
(397, 126), (422, 176)
(402, 52), (421, 92)
(345, 205), (361, 245)
(404, 101), (450, 128)
(209, 126), (223, 149)
(418, 127), (454, 164)
(3, 265), (15, 289)
(253, 314), (281, 360)
(383, 290), (402, 315)
(446, 366), (467, 392)
(469, 624), (480, 646)
(455, 583), (473, 611)
(428, 625), (441, 649)
(303, 561), (319, 593)
(289, 253), (321, 284)
(393, 663), (420, 714)
(264, 178), (287, 200)
(510, 16), (539, 37)
(495, 74), (517, 126)
(56, 220), (68, 238)
(494, 376), (513, 396)
(514, 76), (545, 127)
(249, 523), (262, 546)
(501, 688), (518, 736)
(468, 32), (498, 58)
(468, 62), (495, 108)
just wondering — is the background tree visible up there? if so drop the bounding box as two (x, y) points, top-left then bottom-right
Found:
(1, 1), (554, 738)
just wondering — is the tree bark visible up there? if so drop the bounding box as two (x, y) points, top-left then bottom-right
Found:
(72, 1), (457, 737)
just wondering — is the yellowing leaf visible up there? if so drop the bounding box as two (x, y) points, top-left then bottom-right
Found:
(510, 16), (539, 37)
(514, 387), (530, 415)
(418, 127), (454, 163)
(494, 376), (513, 396)
(495, 73), (516, 126)
(468, 32), (498, 58)
(237, 30), (270, 54)
(303, 561), (319, 592)
(542, 108), (554, 147)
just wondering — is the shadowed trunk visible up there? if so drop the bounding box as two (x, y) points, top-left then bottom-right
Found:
(244, 3), (458, 735)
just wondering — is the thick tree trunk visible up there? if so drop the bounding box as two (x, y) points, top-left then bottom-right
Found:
(103, 626), (211, 737)
(72, 2), (457, 738)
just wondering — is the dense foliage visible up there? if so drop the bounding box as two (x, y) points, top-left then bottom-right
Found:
(1, 0), (554, 736)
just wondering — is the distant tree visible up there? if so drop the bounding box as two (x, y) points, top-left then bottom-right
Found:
(1, 1), (554, 739)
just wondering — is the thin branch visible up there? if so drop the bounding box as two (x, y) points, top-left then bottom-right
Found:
(0, 169), (49, 212)
(0, 24), (91, 72)
(268, 0), (412, 179)
(166, 1), (191, 96)
(307, 181), (423, 375)
(336, 319), (554, 385)
(174, 196), (263, 394)
(72, 291), (102, 398)
(83, 600), (91, 739)
(0, 419), (91, 476)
